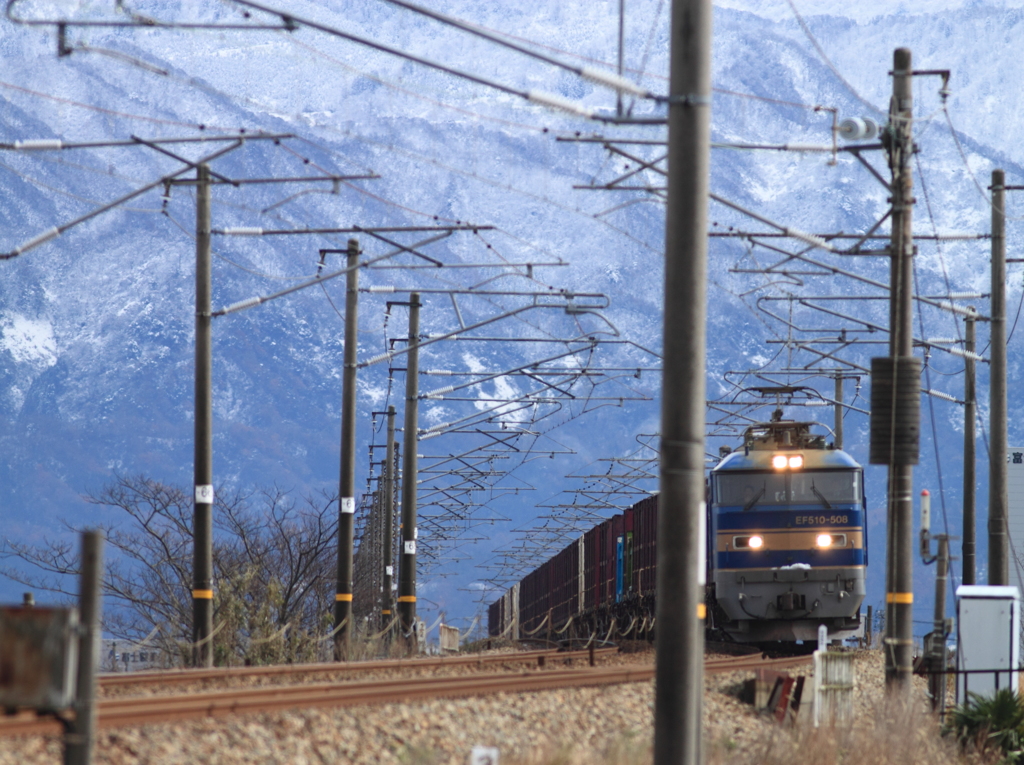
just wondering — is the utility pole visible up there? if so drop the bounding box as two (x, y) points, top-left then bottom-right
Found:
(64, 530), (103, 765)
(990, 170), (1008, 586)
(398, 294), (421, 648)
(963, 310), (976, 584)
(872, 48), (918, 692)
(382, 404), (397, 632)
(192, 164), (214, 668)
(834, 372), (844, 450)
(334, 238), (360, 657)
(654, 0), (711, 762)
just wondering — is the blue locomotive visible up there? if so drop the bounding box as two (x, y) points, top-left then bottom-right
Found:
(488, 414), (867, 646)
(708, 416), (866, 643)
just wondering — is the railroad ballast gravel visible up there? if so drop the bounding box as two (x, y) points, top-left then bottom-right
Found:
(0, 649), (969, 765)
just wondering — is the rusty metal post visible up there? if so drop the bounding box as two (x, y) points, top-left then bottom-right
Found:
(929, 535), (949, 712)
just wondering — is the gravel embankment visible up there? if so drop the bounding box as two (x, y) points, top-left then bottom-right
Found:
(0, 649), (977, 765)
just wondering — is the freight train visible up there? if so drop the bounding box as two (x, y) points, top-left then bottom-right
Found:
(488, 414), (867, 645)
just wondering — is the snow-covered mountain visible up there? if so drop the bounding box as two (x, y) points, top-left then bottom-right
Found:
(1, 0), (1021, 633)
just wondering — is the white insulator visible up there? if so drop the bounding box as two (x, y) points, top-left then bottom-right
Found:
(368, 285), (395, 293)
(526, 90), (595, 119)
(783, 227), (833, 251)
(579, 66), (648, 97)
(924, 389), (960, 403)
(936, 302), (978, 317)
(945, 347), (985, 362)
(838, 117), (878, 141)
(925, 338), (957, 345)
(429, 333), (454, 340)
(219, 227), (264, 236)
(804, 401), (830, 406)
(430, 385), (456, 396)
(14, 139), (63, 150)
(782, 144), (833, 152)
(946, 292), (985, 299)
(425, 369), (453, 375)
(222, 296), (262, 314)
(13, 226), (60, 255)
(364, 352), (392, 366)
(425, 393), (446, 400)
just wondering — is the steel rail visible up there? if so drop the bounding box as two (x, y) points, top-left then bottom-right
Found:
(97, 647), (618, 688)
(0, 653), (810, 737)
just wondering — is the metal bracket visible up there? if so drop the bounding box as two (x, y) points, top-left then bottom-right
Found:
(664, 94), (712, 107)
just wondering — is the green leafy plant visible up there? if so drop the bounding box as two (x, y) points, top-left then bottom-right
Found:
(948, 688), (1024, 762)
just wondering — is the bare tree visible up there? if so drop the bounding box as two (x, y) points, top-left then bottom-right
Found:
(1, 474), (339, 666)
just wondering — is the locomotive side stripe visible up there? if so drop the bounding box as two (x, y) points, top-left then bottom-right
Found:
(715, 549), (866, 568)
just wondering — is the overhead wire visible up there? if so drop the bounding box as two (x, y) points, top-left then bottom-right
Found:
(0, 78), (236, 133)
(784, 0), (884, 117)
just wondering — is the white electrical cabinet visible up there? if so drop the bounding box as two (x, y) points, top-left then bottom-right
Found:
(955, 585), (1020, 704)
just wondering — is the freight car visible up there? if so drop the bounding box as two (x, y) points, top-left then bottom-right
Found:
(488, 413), (867, 646)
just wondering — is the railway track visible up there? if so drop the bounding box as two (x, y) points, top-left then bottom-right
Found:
(97, 646), (619, 690)
(0, 651), (811, 737)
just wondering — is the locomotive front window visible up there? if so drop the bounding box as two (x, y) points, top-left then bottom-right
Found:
(715, 470), (861, 508)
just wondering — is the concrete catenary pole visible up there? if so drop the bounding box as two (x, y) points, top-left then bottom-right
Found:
(884, 48), (916, 691)
(192, 163), (214, 668)
(398, 294), (421, 647)
(654, 0), (712, 762)
(64, 530), (104, 765)
(990, 170), (1008, 586)
(963, 311), (977, 585)
(334, 238), (360, 657)
(382, 404), (397, 632)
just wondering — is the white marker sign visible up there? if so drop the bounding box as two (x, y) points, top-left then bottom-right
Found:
(195, 485), (214, 503)
(470, 746), (499, 765)
(341, 497), (355, 514)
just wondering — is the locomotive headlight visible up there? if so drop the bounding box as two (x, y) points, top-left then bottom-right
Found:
(748, 535), (764, 549)
(815, 533), (833, 548)
(772, 454), (788, 469)
(788, 455), (804, 469)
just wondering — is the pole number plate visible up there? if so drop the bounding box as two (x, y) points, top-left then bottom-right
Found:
(195, 485), (214, 503)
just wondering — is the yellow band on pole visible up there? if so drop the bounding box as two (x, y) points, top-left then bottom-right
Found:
(398, 596), (417, 603)
(381, 610), (392, 615)
(697, 603), (707, 620)
(886, 592), (913, 604)
(335, 593), (353, 602)
(192, 589), (213, 600)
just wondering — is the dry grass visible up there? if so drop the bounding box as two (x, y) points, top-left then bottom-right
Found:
(499, 698), (991, 765)
(705, 699), (988, 765)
